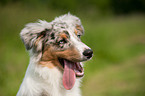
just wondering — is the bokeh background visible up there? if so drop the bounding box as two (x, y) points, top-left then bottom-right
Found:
(0, 0), (145, 96)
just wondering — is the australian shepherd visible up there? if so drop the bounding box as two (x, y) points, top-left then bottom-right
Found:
(17, 13), (93, 96)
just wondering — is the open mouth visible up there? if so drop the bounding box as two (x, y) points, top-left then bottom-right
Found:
(58, 58), (84, 90)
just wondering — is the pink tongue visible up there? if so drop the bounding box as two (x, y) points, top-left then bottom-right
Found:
(63, 60), (76, 90)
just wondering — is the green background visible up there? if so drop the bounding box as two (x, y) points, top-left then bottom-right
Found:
(0, 0), (145, 96)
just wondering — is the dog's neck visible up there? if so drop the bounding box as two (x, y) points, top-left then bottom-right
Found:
(17, 54), (82, 96)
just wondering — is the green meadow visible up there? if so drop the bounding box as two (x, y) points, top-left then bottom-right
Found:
(0, 4), (145, 96)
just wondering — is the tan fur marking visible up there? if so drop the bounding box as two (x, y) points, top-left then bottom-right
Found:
(40, 46), (81, 69)
(76, 25), (83, 32)
(34, 35), (43, 46)
(40, 46), (63, 69)
(53, 46), (81, 62)
(74, 29), (78, 35)
(60, 33), (68, 39)
(39, 61), (56, 68)
(41, 47), (54, 61)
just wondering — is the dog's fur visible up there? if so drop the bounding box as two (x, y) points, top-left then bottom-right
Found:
(17, 14), (92, 96)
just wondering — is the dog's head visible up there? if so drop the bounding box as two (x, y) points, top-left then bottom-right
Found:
(20, 13), (93, 90)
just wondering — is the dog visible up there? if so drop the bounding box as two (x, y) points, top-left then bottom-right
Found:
(17, 13), (93, 96)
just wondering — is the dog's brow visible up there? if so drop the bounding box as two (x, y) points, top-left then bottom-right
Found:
(60, 31), (70, 39)
(61, 33), (68, 39)
(74, 29), (78, 35)
(76, 25), (83, 33)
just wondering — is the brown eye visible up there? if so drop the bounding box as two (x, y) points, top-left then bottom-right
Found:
(77, 35), (81, 38)
(58, 39), (66, 44)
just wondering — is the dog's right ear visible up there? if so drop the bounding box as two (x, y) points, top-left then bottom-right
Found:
(20, 20), (52, 51)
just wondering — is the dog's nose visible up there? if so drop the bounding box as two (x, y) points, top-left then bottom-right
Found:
(83, 49), (93, 59)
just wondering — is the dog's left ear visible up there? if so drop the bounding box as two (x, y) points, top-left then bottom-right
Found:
(20, 20), (52, 53)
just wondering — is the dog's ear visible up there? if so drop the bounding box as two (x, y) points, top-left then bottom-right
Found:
(20, 20), (52, 52)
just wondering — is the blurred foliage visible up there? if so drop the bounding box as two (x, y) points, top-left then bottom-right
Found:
(0, 0), (145, 14)
(111, 0), (145, 14)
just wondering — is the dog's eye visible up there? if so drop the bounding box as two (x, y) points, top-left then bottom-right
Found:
(77, 35), (81, 38)
(58, 39), (66, 44)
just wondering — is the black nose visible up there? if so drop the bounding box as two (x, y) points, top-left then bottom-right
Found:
(83, 49), (93, 59)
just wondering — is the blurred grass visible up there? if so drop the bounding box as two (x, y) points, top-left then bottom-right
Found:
(0, 3), (145, 96)
(83, 55), (145, 96)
